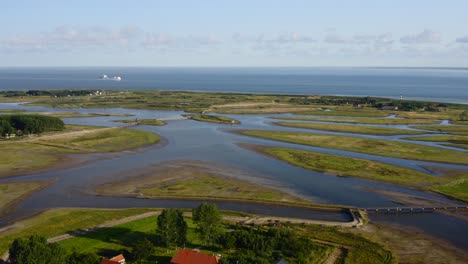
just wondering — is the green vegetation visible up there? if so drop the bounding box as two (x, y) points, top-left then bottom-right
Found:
(295, 224), (395, 264)
(2, 205), (394, 264)
(272, 115), (439, 125)
(9, 235), (67, 264)
(434, 178), (468, 202)
(404, 135), (468, 149)
(0, 127), (159, 178)
(0, 208), (156, 255)
(95, 161), (307, 204)
(192, 203), (223, 246)
(113, 118), (166, 126)
(296, 108), (390, 117)
(156, 209), (187, 247)
(238, 130), (468, 165)
(33, 128), (159, 153)
(0, 114), (64, 136)
(274, 122), (425, 135)
(258, 147), (444, 188)
(414, 125), (468, 135)
(246, 145), (468, 202)
(185, 114), (240, 124)
(0, 181), (51, 216)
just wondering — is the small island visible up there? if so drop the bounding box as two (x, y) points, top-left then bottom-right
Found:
(184, 114), (240, 124)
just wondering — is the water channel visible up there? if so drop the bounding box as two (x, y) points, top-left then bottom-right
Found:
(0, 102), (467, 250)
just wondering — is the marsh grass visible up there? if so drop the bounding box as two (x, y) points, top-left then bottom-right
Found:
(274, 122), (425, 135)
(238, 130), (468, 165)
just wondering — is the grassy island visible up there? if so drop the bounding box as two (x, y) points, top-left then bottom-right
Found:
(113, 118), (166, 126)
(237, 130), (468, 165)
(0, 127), (159, 178)
(243, 145), (468, 202)
(414, 125), (468, 135)
(184, 114), (240, 124)
(255, 146), (443, 187)
(96, 160), (305, 205)
(272, 116), (439, 125)
(274, 122), (425, 135)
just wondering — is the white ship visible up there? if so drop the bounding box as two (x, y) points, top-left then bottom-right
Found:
(100, 74), (122, 81)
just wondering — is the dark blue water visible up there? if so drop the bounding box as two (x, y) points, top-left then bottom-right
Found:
(1, 67), (468, 104)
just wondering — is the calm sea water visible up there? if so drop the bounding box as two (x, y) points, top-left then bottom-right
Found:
(0, 67), (467, 103)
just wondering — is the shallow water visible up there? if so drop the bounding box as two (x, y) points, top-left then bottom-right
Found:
(0, 103), (467, 250)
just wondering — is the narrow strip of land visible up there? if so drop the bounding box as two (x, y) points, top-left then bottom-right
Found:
(236, 129), (468, 165)
(274, 122), (425, 135)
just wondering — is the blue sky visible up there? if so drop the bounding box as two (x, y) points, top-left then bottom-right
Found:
(1, 0), (468, 67)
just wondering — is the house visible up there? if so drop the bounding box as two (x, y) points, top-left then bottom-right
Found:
(171, 249), (220, 264)
(101, 254), (125, 264)
(380, 105), (398, 110)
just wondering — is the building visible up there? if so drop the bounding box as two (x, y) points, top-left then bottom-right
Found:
(171, 249), (220, 264)
(101, 254), (125, 264)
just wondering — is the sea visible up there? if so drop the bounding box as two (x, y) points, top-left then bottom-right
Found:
(0, 67), (467, 104)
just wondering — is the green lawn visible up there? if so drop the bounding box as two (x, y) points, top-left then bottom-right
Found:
(237, 130), (468, 165)
(260, 147), (444, 188)
(0, 208), (374, 264)
(0, 208), (157, 255)
(273, 116), (439, 125)
(274, 122), (425, 135)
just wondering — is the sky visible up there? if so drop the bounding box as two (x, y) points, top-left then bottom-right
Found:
(1, 0), (468, 67)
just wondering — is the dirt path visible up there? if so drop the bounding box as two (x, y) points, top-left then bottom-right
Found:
(325, 248), (343, 264)
(18, 127), (115, 143)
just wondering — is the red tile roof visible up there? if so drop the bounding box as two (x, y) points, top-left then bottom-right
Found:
(171, 249), (219, 264)
(110, 254), (125, 262)
(101, 259), (120, 264)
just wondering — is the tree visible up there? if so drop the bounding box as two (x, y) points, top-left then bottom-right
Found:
(192, 203), (223, 245)
(67, 252), (100, 264)
(156, 208), (187, 247)
(9, 235), (67, 264)
(131, 238), (154, 263)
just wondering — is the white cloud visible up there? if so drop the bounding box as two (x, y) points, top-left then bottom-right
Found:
(400, 29), (441, 44)
(1, 25), (141, 52)
(324, 34), (349, 44)
(456, 35), (468, 43)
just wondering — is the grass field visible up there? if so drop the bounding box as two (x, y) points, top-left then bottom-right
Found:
(0, 181), (51, 216)
(96, 161), (306, 204)
(0, 208), (156, 255)
(34, 128), (159, 153)
(0, 128), (159, 178)
(0, 207), (394, 264)
(295, 108), (391, 117)
(274, 122), (425, 135)
(259, 147), (444, 188)
(272, 116), (439, 125)
(404, 135), (468, 150)
(237, 130), (468, 165)
(113, 118), (166, 126)
(414, 125), (468, 135)
(185, 114), (240, 124)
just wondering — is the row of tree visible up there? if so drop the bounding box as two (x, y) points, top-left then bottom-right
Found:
(0, 114), (64, 136)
